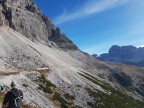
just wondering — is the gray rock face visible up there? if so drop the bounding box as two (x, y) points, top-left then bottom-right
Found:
(0, 0), (78, 50)
(49, 28), (78, 50)
(109, 45), (138, 59)
(94, 45), (144, 67)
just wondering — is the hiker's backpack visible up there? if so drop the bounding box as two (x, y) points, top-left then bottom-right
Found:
(0, 84), (4, 92)
(1, 86), (3, 91)
(0, 0), (7, 4)
(10, 88), (23, 108)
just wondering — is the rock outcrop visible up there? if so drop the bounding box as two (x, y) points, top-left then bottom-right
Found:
(94, 45), (144, 67)
(0, 0), (78, 50)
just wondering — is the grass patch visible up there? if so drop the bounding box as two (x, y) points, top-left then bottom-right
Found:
(79, 72), (144, 108)
(0, 95), (3, 104)
(38, 74), (56, 94)
(107, 75), (114, 82)
(98, 74), (105, 79)
(37, 74), (76, 107)
(79, 72), (113, 91)
(38, 74), (56, 88)
(52, 92), (73, 108)
(86, 88), (144, 108)
(113, 72), (132, 87)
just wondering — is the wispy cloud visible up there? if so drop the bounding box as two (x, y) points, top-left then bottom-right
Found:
(54, 0), (129, 25)
(84, 14), (144, 55)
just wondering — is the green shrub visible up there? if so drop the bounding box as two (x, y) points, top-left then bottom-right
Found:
(113, 72), (132, 87)
(63, 93), (75, 101)
(79, 72), (113, 91)
(38, 74), (56, 94)
(38, 74), (56, 88)
(87, 102), (94, 107)
(78, 72), (144, 108)
(86, 88), (144, 108)
(52, 92), (73, 108)
(107, 75), (114, 82)
(22, 84), (28, 88)
(71, 105), (83, 108)
(38, 74), (76, 107)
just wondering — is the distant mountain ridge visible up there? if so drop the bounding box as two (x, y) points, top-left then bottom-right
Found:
(93, 45), (144, 67)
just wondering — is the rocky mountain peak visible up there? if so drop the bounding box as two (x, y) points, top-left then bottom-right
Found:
(109, 45), (121, 57)
(0, 0), (78, 50)
(6, 0), (40, 13)
(109, 45), (138, 58)
(94, 45), (144, 67)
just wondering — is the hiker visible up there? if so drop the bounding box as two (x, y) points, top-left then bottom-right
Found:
(2, 81), (23, 108)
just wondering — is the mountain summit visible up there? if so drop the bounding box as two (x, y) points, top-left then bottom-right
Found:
(0, 0), (78, 50)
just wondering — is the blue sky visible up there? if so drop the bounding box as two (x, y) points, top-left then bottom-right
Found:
(34, 0), (144, 54)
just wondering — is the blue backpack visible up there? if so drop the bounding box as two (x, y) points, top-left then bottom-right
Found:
(0, 0), (7, 4)
(0, 85), (4, 92)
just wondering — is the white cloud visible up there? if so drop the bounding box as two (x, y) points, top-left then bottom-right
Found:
(54, 0), (129, 25)
(137, 45), (144, 48)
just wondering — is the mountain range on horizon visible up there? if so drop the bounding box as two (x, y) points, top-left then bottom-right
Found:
(0, 0), (144, 108)
(93, 45), (144, 67)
